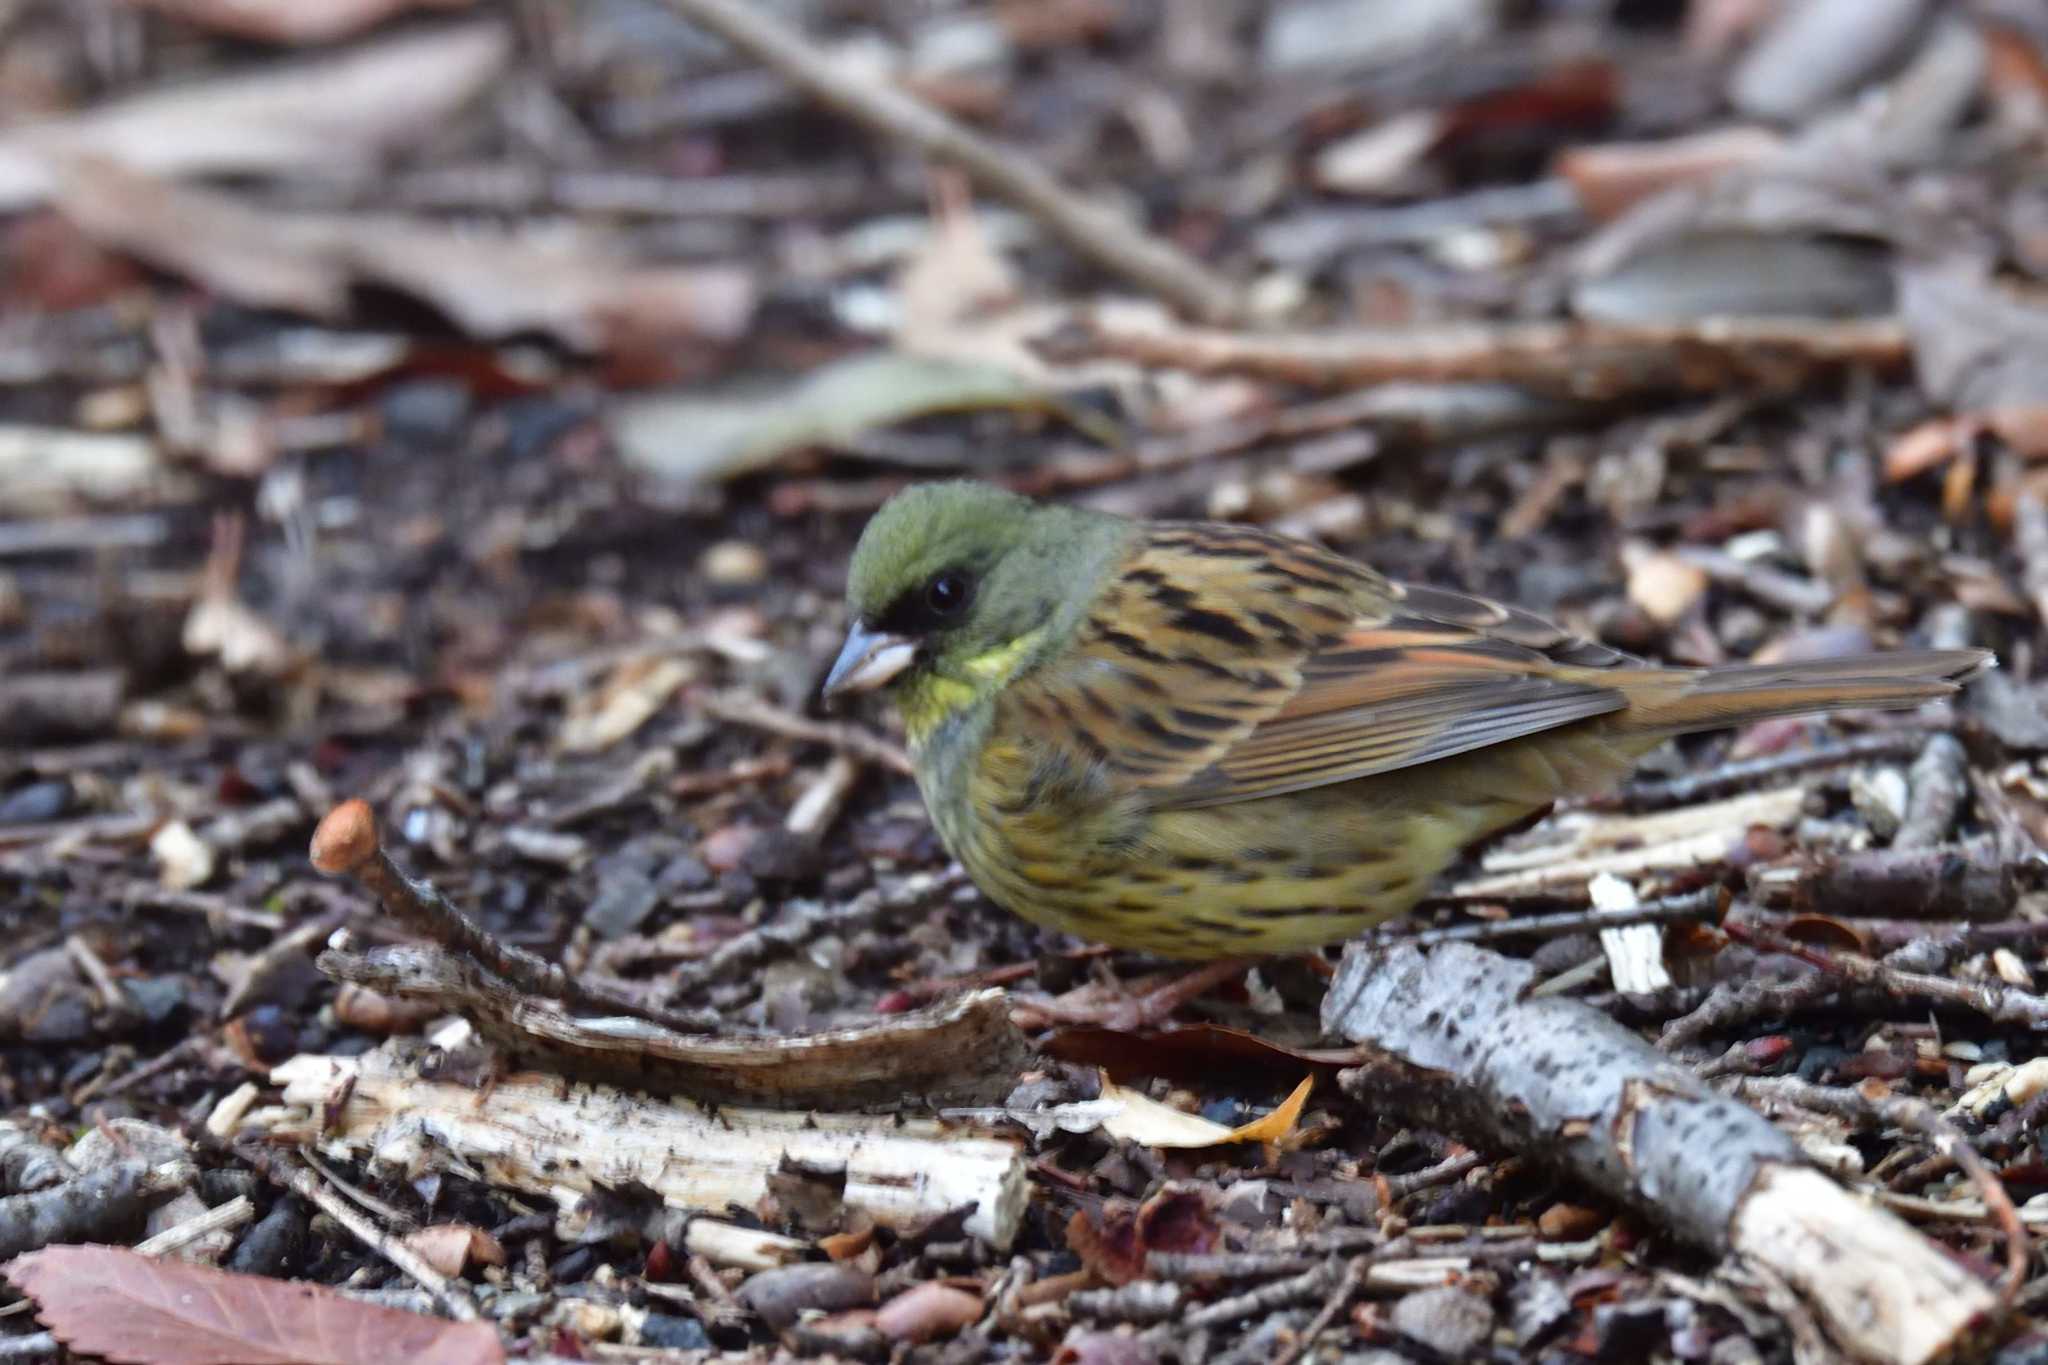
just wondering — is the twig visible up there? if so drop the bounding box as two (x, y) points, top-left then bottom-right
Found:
(0, 514), (166, 557)
(95, 1036), (201, 1099)
(0, 1159), (193, 1261)
(1670, 546), (1835, 616)
(1737, 910), (2048, 959)
(219, 908), (350, 1017)
(660, 880), (922, 1001)
(1184, 1259), (1342, 1329)
(133, 1195), (254, 1258)
(1747, 844), (2026, 921)
(309, 801), (716, 1035)
(319, 943), (1025, 1108)
(785, 753), (860, 841)
(1398, 887), (1726, 946)
(1736, 1075), (2027, 1313)
(1047, 313), (1908, 399)
(1381, 1151), (1485, 1202)
(118, 883), (293, 930)
(1147, 1251), (1320, 1281)
(241, 1146), (478, 1322)
(63, 934), (132, 1020)
(1590, 731), (1933, 811)
(1067, 1280), (1184, 1324)
(702, 694), (913, 776)
(1723, 920), (2048, 1029)
(1272, 1256), (1369, 1365)
(651, 0), (1242, 323)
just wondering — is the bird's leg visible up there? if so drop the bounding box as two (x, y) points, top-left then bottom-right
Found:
(1116, 957), (1257, 1030)
(1023, 957), (1253, 1031)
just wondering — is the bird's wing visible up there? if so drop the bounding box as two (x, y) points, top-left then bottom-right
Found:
(997, 523), (1647, 808)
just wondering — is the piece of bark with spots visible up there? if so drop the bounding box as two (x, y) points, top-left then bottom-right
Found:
(319, 944), (1029, 1109)
(1324, 941), (1996, 1365)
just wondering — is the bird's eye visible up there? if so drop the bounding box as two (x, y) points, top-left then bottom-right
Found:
(924, 570), (972, 617)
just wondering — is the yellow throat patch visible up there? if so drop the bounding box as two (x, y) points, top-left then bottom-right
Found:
(898, 628), (1045, 747)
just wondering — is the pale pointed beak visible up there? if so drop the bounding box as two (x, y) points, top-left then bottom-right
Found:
(823, 623), (917, 698)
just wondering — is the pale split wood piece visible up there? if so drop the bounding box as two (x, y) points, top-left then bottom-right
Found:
(1733, 1164), (1998, 1364)
(258, 1043), (1030, 1249)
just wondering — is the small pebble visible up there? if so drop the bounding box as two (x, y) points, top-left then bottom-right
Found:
(738, 1262), (875, 1330)
(701, 822), (761, 873)
(1390, 1285), (1494, 1359)
(1994, 948), (2034, 989)
(0, 779), (72, 826)
(584, 866), (660, 939)
(1538, 1202), (1606, 1240)
(1849, 766), (1909, 840)
(703, 540), (768, 585)
(639, 1314), (711, 1350)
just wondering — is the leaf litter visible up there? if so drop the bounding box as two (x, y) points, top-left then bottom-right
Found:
(4, 2), (2048, 1363)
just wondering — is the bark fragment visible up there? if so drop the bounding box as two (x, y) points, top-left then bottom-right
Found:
(1324, 941), (1996, 1365)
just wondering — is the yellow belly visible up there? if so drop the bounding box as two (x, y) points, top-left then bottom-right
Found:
(944, 724), (1649, 958)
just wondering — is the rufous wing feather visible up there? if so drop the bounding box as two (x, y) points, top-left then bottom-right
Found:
(1001, 524), (1991, 813)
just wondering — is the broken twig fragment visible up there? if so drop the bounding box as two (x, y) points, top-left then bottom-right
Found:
(1747, 843), (2025, 921)
(652, 0), (1243, 324)
(311, 800), (713, 1035)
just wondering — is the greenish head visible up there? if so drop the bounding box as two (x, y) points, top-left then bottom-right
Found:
(824, 482), (1129, 713)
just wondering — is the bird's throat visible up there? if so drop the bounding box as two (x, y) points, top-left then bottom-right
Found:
(897, 627), (1047, 748)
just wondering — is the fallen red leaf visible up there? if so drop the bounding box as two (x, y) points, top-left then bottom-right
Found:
(1066, 1187), (1220, 1286)
(3, 1245), (504, 1365)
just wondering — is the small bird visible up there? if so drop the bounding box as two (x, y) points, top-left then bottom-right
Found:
(825, 481), (1989, 972)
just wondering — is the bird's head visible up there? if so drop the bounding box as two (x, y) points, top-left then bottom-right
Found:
(825, 482), (1128, 736)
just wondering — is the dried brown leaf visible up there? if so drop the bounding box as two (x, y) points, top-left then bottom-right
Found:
(557, 656), (693, 754)
(0, 23), (510, 211)
(874, 1281), (983, 1343)
(3, 1244), (504, 1364)
(1884, 417), (1967, 482)
(1554, 126), (1784, 221)
(1066, 1188), (1218, 1287)
(119, 0), (475, 45)
(401, 1224), (502, 1278)
(44, 159), (756, 352)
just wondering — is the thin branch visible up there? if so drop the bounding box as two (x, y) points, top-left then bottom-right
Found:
(1659, 974), (1839, 1053)
(1273, 1256), (1369, 1365)
(652, 0), (1243, 323)
(241, 1147), (479, 1322)
(1589, 731), (1934, 811)
(702, 693), (913, 776)
(309, 800), (717, 1034)
(1046, 313), (1909, 399)
(1398, 887), (1726, 946)
(1723, 920), (2048, 1029)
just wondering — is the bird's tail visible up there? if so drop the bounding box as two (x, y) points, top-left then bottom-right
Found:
(1618, 648), (1993, 735)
